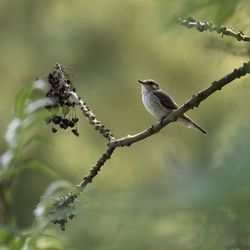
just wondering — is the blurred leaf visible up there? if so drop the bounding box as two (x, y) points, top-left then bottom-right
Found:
(10, 235), (29, 250)
(213, 0), (239, 23)
(48, 205), (76, 229)
(34, 181), (73, 220)
(32, 79), (48, 91)
(14, 86), (32, 119)
(42, 248), (66, 250)
(4, 118), (21, 148)
(25, 98), (51, 115)
(19, 159), (57, 178)
(0, 149), (15, 170)
(21, 110), (49, 131)
(23, 135), (51, 151)
(43, 181), (73, 197)
(20, 237), (38, 250)
(0, 227), (14, 244)
(37, 182), (77, 231)
(178, 0), (241, 23)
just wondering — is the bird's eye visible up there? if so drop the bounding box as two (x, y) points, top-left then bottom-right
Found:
(151, 84), (158, 90)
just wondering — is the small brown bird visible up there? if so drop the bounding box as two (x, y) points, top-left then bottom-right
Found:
(138, 79), (207, 134)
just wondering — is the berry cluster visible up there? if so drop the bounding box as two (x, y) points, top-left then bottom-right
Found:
(45, 64), (80, 136)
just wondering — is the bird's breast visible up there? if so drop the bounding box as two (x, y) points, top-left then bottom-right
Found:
(142, 91), (170, 119)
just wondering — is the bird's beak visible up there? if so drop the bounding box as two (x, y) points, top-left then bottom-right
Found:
(138, 80), (145, 85)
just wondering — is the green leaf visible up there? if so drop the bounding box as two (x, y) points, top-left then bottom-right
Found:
(48, 204), (76, 231)
(14, 86), (33, 119)
(0, 227), (14, 244)
(23, 134), (51, 150)
(10, 235), (29, 250)
(214, 0), (239, 23)
(44, 180), (73, 197)
(21, 110), (50, 131)
(42, 248), (65, 250)
(19, 159), (57, 178)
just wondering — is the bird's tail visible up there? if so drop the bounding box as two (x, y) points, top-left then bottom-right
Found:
(179, 114), (207, 134)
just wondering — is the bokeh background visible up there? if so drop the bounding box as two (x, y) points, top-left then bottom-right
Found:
(1, 0), (250, 249)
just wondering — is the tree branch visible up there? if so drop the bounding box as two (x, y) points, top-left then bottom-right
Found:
(46, 64), (115, 141)
(47, 60), (250, 230)
(176, 16), (250, 42)
(77, 146), (115, 189)
(111, 60), (250, 147)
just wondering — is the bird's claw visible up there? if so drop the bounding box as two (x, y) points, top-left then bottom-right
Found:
(149, 125), (155, 133)
(160, 116), (166, 126)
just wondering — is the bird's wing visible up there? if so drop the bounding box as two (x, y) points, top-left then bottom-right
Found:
(153, 90), (179, 110)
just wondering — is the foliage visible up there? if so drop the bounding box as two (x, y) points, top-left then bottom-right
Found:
(0, 81), (72, 250)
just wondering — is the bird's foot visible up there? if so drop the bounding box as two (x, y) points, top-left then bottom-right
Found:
(149, 124), (155, 133)
(160, 116), (167, 126)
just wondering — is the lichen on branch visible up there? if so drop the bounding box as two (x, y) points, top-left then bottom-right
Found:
(176, 16), (250, 42)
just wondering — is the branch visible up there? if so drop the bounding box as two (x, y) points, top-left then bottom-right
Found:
(77, 146), (115, 189)
(46, 64), (115, 141)
(47, 60), (250, 230)
(111, 61), (250, 147)
(49, 146), (115, 231)
(70, 90), (115, 141)
(176, 16), (250, 42)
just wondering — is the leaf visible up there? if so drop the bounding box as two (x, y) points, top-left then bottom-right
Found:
(44, 180), (73, 197)
(34, 181), (73, 219)
(0, 149), (15, 170)
(4, 118), (21, 148)
(14, 86), (33, 119)
(214, 0), (239, 23)
(23, 134), (51, 150)
(34, 184), (75, 233)
(21, 110), (50, 131)
(42, 248), (67, 250)
(32, 79), (47, 91)
(25, 98), (51, 115)
(48, 205), (76, 231)
(10, 235), (29, 250)
(19, 159), (57, 178)
(0, 227), (14, 244)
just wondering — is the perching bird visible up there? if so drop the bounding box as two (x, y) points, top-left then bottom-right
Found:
(138, 79), (207, 134)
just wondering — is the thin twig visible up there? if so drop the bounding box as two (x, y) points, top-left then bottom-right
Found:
(69, 90), (115, 141)
(77, 146), (115, 189)
(176, 16), (250, 42)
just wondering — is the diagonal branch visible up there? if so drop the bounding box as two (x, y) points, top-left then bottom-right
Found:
(176, 16), (250, 42)
(69, 90), (115, 141)
(46, 64), (115, 141)
(111, 60), (250, 147)
(77, 146), (115, 189)
(48, 60), (250, 230)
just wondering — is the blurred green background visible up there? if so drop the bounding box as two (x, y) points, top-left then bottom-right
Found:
(1, 0), (250, 249)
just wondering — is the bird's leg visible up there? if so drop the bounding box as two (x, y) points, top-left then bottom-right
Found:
(160, 116), (167, 126)
(149, 124), (155, 133)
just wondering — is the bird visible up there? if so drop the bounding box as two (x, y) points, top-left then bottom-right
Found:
(138, 79), (207, 134)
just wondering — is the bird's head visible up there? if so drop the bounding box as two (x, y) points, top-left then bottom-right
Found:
(138, 79), (160, 91)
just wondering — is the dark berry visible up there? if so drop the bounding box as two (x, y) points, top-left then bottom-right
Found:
(52, 127), (57, 133)
(68, 121), (74, 128)
(52, 115), (61, 124)
(72, 129), (79, 136)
